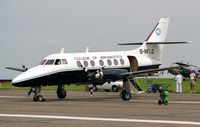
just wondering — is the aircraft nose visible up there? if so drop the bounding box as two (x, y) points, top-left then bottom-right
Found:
(11, 69), (34, 87)
(12, 74), (25, 87)
(11, 65), (47, 87)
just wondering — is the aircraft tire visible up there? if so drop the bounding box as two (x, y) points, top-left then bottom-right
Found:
(33, 95), (44, 102)
(57, 89), (67, 99)
(158, 100), (162, 105)
(112, 85), (118, 92)
(121, 90), (131, 101)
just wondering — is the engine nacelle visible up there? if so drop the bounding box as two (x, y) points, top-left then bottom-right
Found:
(94, 70), (104, 79)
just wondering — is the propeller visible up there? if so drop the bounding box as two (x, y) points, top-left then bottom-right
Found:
(80, 65), (104, 80)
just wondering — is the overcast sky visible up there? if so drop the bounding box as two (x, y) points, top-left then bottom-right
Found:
(0, 0), (200, 79)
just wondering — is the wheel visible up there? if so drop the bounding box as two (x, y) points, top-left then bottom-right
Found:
(112, 85), (118, 92)
(33, 95), (44, 102)
(121, 90), (131, 101)
(158, 100), (162, 105)
(57, 89), (67, 99)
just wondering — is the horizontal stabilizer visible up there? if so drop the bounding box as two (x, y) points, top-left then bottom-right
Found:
(118, 41), (191, 45)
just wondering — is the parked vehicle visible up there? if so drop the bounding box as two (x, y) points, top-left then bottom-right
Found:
(89, 81), (123, 92)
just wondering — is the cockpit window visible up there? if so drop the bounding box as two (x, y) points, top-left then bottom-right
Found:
(45, 59), (55, 65)
(40, 59), (47, 65)
(55, 59), (61, 65)
(62, 59), (68, 64)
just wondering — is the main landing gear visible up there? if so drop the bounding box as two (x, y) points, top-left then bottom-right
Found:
(121, 78), (132, 101)
(121, 90), (131, 101)
(56, 85), (67, 99)
(120, 78), (142, 101)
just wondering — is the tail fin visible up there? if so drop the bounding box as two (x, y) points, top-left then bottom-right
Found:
(145, 17), (169, 42)
(139, 17), (170, 63)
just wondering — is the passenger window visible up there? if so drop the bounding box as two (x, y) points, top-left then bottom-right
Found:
(40, 59), (47, 65)
(83, 61), (88, 67)
(90, 60), (95, 67)
(107, 59), (112, 66)
(113, 59), (118, 65)
(45, 59), (55, 65)
(120, 59), (125, 65)
(77, 61), (82, 67)
(62, 59), (68, 64)
(55, 59), (61, 65)
(99, 60), (104, 66)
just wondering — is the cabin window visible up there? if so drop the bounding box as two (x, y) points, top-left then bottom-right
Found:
(113, 59), (118, 65)
(62, 59), (68, 64)
(120, 59), (125, 65)
(40, 59), (47, 65)
(107, 59), (112, 66)
(55, 59), (61, 65)
(45, 59), (55, 65)
(77, 61), (82, 67)
(90, 60), (95, 67)
(83, 61), (88, 67)
(99, 60), (104, 66)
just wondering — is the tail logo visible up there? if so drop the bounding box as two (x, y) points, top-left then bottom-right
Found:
(155, 28), (161, 36)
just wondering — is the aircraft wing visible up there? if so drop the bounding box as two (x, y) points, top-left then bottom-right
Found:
(119, 66), (179, 78)
(174, 62), (190, 67)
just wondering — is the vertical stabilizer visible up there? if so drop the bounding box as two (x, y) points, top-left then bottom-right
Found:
(140, 17), (170, 62)
(145, 17), (169, 42)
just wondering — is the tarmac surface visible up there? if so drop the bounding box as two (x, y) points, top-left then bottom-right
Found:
(0, 89), (200, 127)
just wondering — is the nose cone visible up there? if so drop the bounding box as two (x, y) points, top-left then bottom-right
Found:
(12, 65), (45, 87)
(12, 73), (27, 87)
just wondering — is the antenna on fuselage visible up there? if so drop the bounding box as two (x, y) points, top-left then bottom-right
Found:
(85, 47), (90, 53)
(60, 48), (64, 54)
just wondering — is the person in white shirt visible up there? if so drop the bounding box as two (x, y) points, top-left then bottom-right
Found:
(189, 70), (196, 93)
(175, 72), (183, 93)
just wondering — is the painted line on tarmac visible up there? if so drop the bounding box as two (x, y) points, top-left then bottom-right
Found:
(171, 101), (200, 104)
(0, 96), (26, 99)
(0, 114), (200, 125)
(133, 100), (200, 104)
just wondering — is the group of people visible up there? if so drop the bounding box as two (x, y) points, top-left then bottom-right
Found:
(175, 70), (196, 93)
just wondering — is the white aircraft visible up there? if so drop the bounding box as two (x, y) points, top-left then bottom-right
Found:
(7, 17), (188, 101)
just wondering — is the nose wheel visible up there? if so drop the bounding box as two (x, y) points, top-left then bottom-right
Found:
(33, 95), (46, 102)
(28, 86), (46, 102)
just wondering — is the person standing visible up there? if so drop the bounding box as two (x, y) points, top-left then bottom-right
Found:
(189, 70), (196, 93)
(175, 73), (183, 93)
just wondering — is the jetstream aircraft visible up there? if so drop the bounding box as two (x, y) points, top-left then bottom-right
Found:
(8, 17), (188, 101)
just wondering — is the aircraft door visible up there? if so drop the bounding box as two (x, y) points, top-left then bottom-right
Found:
(128, 56), (138, 72)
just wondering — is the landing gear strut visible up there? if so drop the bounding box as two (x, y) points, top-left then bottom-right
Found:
(57, 85), (67, 99)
